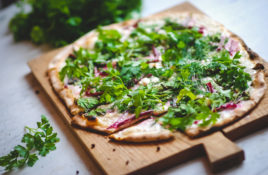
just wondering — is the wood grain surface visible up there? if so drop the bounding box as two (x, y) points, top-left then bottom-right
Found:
(28, 2), (268, 174)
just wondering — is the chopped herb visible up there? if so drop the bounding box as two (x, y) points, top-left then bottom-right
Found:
(77, 97), (99, 112)
(59, 19), (252, 131)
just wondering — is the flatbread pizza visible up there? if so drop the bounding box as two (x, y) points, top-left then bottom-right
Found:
(48, 12), (266, 142)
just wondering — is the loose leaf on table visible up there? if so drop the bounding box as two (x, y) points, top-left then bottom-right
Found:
(0, 115), (60, 171)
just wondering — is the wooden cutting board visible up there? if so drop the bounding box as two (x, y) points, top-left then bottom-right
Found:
(28, 2), (268, 174)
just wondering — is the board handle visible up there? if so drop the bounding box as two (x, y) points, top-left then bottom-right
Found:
(202, 132), (244, 172)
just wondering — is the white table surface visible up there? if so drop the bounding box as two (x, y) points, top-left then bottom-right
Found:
(1, 0), (268, 174)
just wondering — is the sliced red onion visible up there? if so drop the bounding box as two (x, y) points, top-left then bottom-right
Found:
(198, 26), (205, 34)
(107, 110), (153, 129)
(147, 59), (160, 63)
(215, 102), (237, 111)
(194, 120), (199, 124)
(206, 82), (214, 93)
(216, 48), (221, 52)
(223, 38), (239, 56)
(216, 36), (226, 52)
(140, 110), (153, 116)
(99, 71), (108, 76)
(228, 40), (239, 56)
(107, 113), (132, 129)
(85, 89), (103, 96)
(146, 73), (152, 78)
(94, 66), (109, 77)
(152, 45), (160, 58)
(94, 67), (100, 77)
(133, 19), (141, 28)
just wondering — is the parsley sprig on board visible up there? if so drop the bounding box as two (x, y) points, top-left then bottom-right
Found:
(0, 115), (60, 171)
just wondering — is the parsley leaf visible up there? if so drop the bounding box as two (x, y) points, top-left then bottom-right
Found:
(0, 115), (60, 172)
(77, 97), (99, 112)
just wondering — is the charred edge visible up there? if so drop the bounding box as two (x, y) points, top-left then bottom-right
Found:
(253, 63), (265, 70)
(85, 115), (97, 121)
(247, 48), (259, 60)
(230, 33), (259, 60)
(68, 53), (76, 60)
(156, 146), (160, 152)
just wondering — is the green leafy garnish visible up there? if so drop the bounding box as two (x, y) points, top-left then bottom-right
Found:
(58, 19), (252, 131)
(0, 115), (60, 171)
(77, 97), (99, 112)
(9, 0), (142, 47)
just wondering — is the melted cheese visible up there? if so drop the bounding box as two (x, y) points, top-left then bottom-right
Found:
(67, 85), (81, 99)
(138, 76), (160, 86)
(149, 62), (163, 68)
(109, 118), (172, 142)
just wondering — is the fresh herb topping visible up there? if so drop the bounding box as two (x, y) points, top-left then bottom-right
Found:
(60, 19), (252, 131)
(0, 115), (60, 171)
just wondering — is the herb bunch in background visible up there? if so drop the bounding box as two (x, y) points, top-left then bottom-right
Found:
(9, 0), (142, 47)
(0, 115), (60, 171)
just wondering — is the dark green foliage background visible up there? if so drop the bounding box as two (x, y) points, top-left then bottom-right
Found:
(9, 0), (142, 47)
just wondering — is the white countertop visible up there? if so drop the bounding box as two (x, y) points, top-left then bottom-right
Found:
(0, 0), (268, 174)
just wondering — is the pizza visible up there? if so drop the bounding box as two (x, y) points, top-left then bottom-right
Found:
(48, 12), (266, 142)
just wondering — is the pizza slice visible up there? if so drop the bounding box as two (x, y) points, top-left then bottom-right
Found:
(48, 12), (266, 142)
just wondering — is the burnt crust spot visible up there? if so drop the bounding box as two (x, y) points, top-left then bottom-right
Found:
(91, 144), (95, 149)
(125, 160), (129, 165)
(156, 146), (160, 152)
(247, 47), (259, 60)
(87, 116), (97, 121)
(68, 53), (76, 60)
(83, 114), (97, 121)
(253, 63), (265, 70)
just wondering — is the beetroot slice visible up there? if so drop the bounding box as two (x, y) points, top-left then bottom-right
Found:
(215, 102), (237, 111)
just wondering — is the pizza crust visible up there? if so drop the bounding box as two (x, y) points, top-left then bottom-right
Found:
(71, 111), (153, 134)
(48, 12), (267, 141)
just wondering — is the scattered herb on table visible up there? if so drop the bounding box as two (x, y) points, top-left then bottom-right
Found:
(9, 0), (142, 47)
(0, 115), (60, 171)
